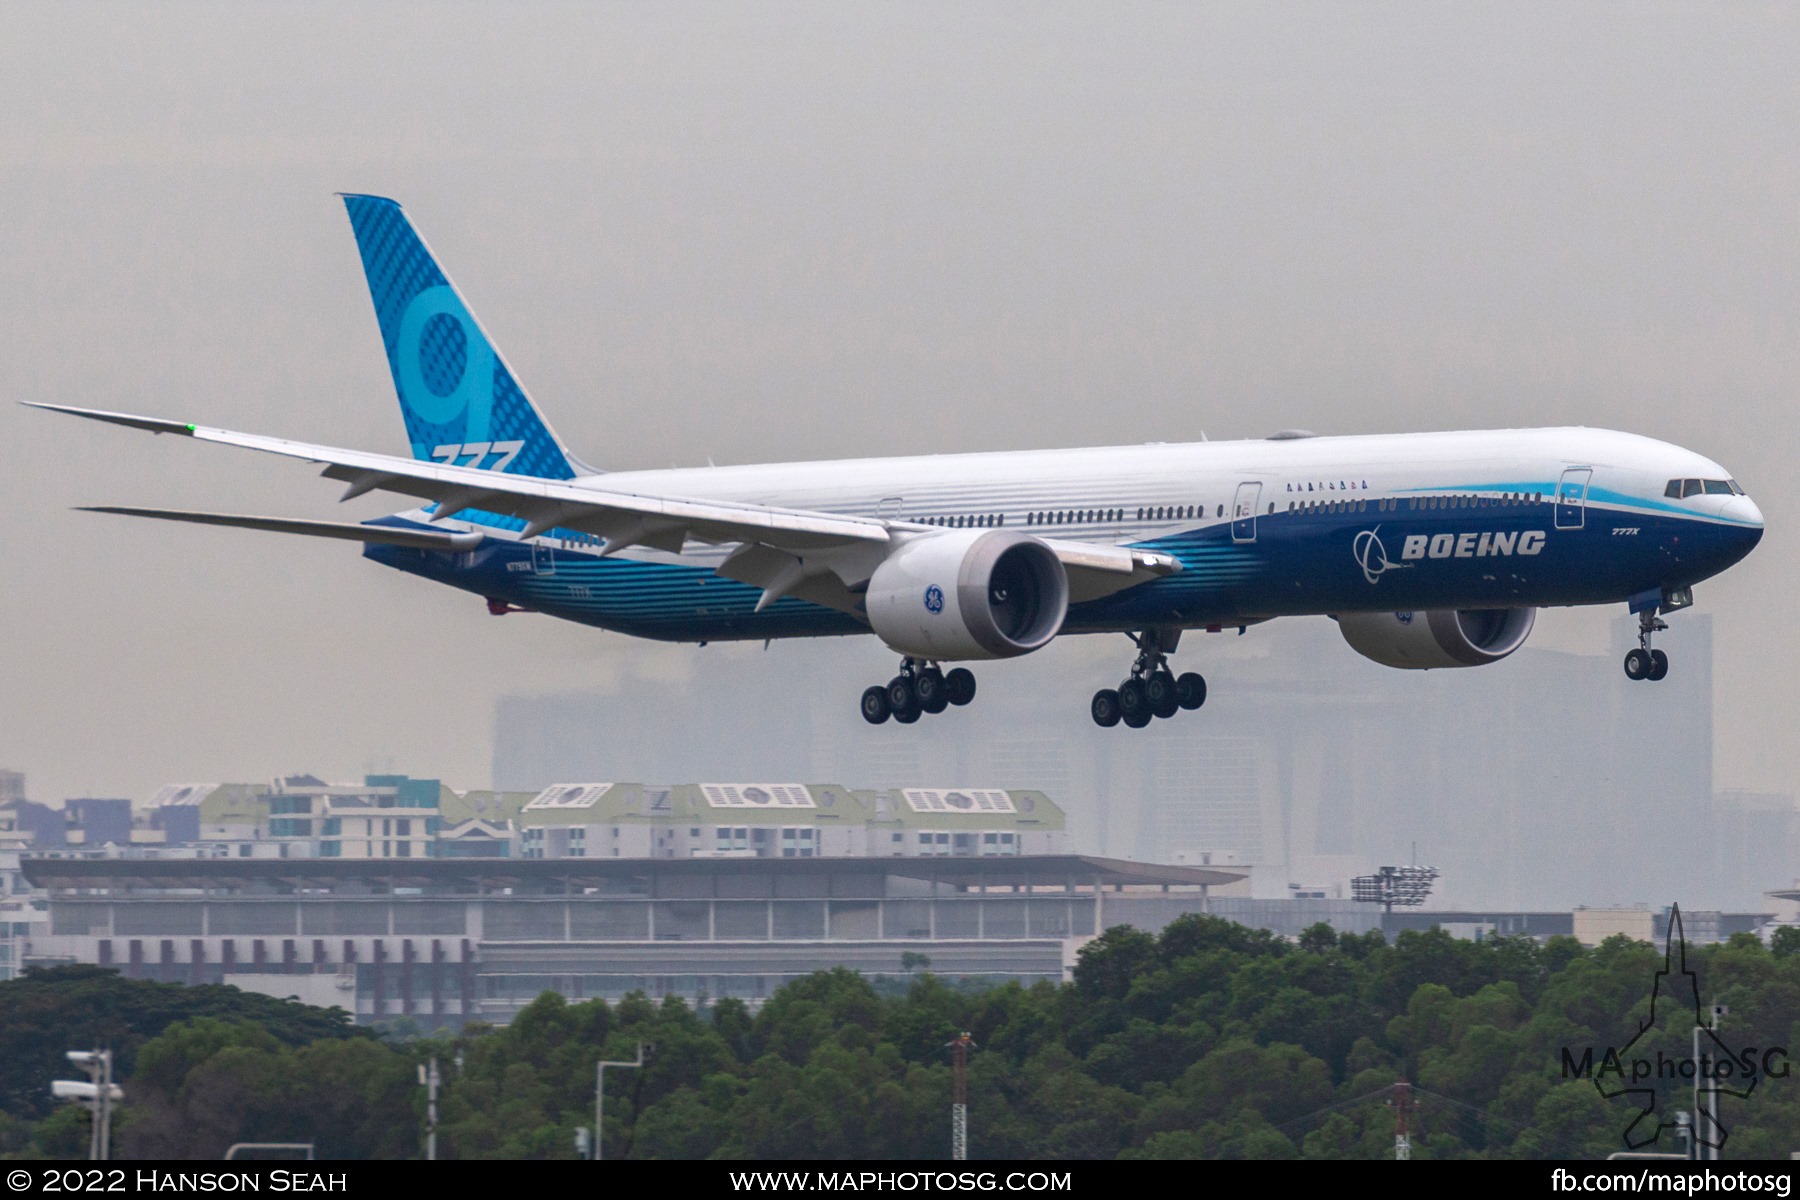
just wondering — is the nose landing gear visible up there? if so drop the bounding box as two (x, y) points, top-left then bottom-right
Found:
(861, 658), (977, 724)
(1092, 631), (1207, 729)
(1623, 609), (1670, 682)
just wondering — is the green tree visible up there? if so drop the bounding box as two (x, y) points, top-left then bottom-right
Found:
(0, 965), (362, 1122)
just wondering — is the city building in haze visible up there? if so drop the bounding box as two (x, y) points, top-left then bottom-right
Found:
(0, 772), (48, 981)
(492, 613), (1788, 911)
(513, 783), (1064, 861)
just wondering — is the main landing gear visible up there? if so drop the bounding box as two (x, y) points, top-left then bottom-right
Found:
(861, 658), (977, 724)
(1623, 610), (1670, 682)
(1091, 631), (1207, 729)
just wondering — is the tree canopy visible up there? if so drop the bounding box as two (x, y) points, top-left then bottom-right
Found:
(0, 965), (363, 1121)
(5, 920), (1799, 1159)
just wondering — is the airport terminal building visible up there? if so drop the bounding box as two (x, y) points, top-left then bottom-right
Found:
(21, 854), (1245, 1029)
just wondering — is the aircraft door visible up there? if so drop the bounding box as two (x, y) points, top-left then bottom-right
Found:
(1231, 481), (1262, 543)
(1555, 467), (1592, 530)
(531, 539), (557, 575)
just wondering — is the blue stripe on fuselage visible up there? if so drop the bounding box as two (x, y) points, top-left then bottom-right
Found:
(1395, 481), (1758, 526)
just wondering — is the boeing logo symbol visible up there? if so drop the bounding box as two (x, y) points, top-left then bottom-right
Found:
(1353, 528), (1410, 585)
(924, 584), (945, 614)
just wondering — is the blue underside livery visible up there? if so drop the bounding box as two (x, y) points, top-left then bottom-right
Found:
(365, 497), (1760, 644)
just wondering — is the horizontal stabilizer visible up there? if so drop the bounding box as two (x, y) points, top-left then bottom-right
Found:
(76, 507), (483, 551)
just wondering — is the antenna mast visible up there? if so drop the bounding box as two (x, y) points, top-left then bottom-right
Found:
(948, 1031), (975, 1161)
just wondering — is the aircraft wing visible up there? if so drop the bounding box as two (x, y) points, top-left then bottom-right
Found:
(28, 403), (890, 556)
(74, 507), (487, 551)
(32, 402), (1179, 603)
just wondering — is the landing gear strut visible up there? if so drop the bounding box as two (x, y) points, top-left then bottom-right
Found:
(1623, 609), (1670, 682)
(861, 658), (977, 724)
(1092, 630), (1207, 729)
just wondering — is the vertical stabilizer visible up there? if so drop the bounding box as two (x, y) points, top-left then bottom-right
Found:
(341, 194), (581, 480)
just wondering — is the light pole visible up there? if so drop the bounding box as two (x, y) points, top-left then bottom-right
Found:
(53, 1050), (120, 1160)
(1695, 1003), (1727, 1161)
(595, 1044), (645, 1162)
(418, 1057), (441, 1161)
(1392, 1079), (1412, 1161)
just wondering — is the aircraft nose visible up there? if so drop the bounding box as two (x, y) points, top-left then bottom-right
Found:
(1715, 495), (1765, 568)
(1724, 496), (1764, 530)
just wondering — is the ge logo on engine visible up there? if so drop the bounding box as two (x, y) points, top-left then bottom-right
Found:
(924, 585), (945, 614)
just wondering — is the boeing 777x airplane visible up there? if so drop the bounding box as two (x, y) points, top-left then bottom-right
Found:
(31, 195), (1764, 729)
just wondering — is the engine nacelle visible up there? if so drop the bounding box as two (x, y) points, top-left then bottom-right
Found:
(1337, 607), (1536, 669)
(865, 529), (1069, 661)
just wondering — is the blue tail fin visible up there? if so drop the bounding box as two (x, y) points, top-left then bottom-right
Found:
(341, 194), (581, 480)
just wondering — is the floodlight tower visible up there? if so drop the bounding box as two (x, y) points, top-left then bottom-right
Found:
(1351, 865), (1440, 914)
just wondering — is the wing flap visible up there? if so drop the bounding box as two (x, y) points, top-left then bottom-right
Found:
(1035, 539), (1183, 576)
(1034, 537), (1183, 602)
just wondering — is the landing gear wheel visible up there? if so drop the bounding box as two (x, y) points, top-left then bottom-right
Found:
(1146, 670), (1180, 719)
(1176, 672), (1207, 710)
(860, 686), (891, 725)
(1629, 607), (1671, 684)
(1091, 689), (1122, 727)
(866, 657), (955, 727)
(1118, 678), (1150, 723)
(944, 668), (977, 707)
(914, 668), (949, 714)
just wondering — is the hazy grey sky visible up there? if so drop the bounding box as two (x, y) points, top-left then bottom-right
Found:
(2, 2), (1796, 807)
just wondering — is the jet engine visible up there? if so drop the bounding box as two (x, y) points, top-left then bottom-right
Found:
(1336, 607), (1535, 669)
(865, 529), (1069, 660)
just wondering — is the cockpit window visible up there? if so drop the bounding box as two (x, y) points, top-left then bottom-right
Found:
(1666, 477), (1745, 499)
